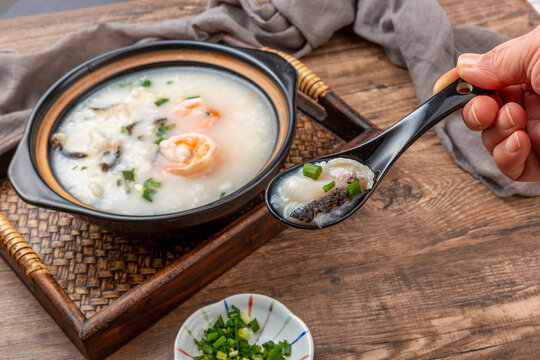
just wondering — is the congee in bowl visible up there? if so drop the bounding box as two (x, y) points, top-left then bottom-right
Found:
(50, 67), (276, 215)
(8, 41), (297, 231)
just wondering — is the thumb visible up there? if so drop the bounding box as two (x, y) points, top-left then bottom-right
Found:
(457, 27), (540, 93)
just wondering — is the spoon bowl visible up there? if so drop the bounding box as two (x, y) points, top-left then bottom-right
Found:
(265, 79), (491, 229)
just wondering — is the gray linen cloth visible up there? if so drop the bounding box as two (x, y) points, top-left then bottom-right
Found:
(1, 0), (539, 196)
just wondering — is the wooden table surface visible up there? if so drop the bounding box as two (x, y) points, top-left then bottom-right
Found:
(1, 1), (540, 359)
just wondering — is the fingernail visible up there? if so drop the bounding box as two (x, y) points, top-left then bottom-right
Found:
(505, 106), (516, 127)
(457, 54), (484, 77)
(433, 75), (453, 95)
(470, 103), (482, 127)
(505, 132), (521, 153)
(458, 53), (483, 68)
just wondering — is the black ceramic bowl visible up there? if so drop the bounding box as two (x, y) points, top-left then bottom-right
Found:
(8, 41), (297, 233)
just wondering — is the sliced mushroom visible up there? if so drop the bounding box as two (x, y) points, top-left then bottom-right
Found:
(50, 133), (87, 158)
(90, 103), (128, 118)
(99, 142), (121, 172)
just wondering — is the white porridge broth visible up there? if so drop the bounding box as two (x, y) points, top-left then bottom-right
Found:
(50, 67), (277, 215)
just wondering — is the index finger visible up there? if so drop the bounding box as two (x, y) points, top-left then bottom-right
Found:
(433, 68), (459, 95)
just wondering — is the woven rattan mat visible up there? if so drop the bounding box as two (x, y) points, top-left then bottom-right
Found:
(0, 112), (343, 318)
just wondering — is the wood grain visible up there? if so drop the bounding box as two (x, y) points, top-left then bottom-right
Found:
(1, 0), (540, 359)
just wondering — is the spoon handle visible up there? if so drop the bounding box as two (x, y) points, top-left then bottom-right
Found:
(367, 79), (492, 171)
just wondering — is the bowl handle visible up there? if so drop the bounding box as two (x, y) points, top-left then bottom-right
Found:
(8, 140), (70, 211)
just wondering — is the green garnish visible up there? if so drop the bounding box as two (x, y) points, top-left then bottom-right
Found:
(166, 80), (174, 85)
(120, 126), (126, 134)
(118, 81), (132, 88)
(143, 178), (161, 188)
(302, 163), (322, 180)
(139, 79), (151, 87)
(323, 181), (335, 192)
(219, 192), (226, 199)
(142, 188), (157, 202)
(193, 305), (291, 360)
(154, 123), (176, 144)
(156, 123), (176, 137)
(346, 180), (362, 200)
(122, 169), (135, 182)
(72, 165), (78, 170)
(185, 95), (200, 100)
(116, 179), (122, 187)
(81, 166), (88, 170)
(154, 98), (169, 107)
(137, 178), (161, 202)
(249, 318), (260, 332)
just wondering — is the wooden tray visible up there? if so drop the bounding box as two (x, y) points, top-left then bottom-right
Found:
(0, 42), (378, 360)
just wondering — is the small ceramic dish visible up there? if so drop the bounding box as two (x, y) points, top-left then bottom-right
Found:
(174, 293), (314, 360)
(8, 41), (297, 233)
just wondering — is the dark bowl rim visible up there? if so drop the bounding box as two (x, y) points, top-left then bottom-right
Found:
(9, 40), (297, 224)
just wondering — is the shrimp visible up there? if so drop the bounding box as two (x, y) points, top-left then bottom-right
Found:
(192, 108), (220, 131)
(159, 133), (217, 175)
(173, 98), (205, 117)
(172, 97), (221, 131)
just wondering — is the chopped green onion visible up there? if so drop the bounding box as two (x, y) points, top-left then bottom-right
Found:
(219, 192), (226, 199)
(236, 328), (250, 341)
(202, 343), (214, 355)
(249, 318), (260, 333)
(120, 126), (126, 134)
(303, 163), (322, 180)
(81, 166), (88, 170)
(72, 165), (78, 170)
(346, 180), (362, 200)
(143, 178), (161, 188)
(229, 350), (239, 358)
(214, 315), (225, 328)
(323, 181), (335, 192)
(154, 137), (164, 145)
(156, 123), (176, 137)
(281, 340), (291, 356)
(122, 169), (135, 182)
(227, 338), (237, 348)
(139, 79), (151, 87)
(166, 80), (174, 85)
(118, 81), (132, 88)
(185, 95), (200, 100)
(213, 335), (227, 349)
(154, 98), (169, 107)
(193, 305), (291, 360)
(240, 312), (251, 325)
(142, 187), (157, 202)
(116, 179), (122, 187)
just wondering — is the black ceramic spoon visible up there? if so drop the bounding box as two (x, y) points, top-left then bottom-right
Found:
(265, 79), (492, 229)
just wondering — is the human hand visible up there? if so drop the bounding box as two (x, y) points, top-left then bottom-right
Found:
(433, 27), (540, 182)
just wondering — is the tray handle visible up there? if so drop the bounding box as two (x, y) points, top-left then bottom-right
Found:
(0, 213), (48, 277)
(260, 47), (376, 141)
(261, 47), (330, 100)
